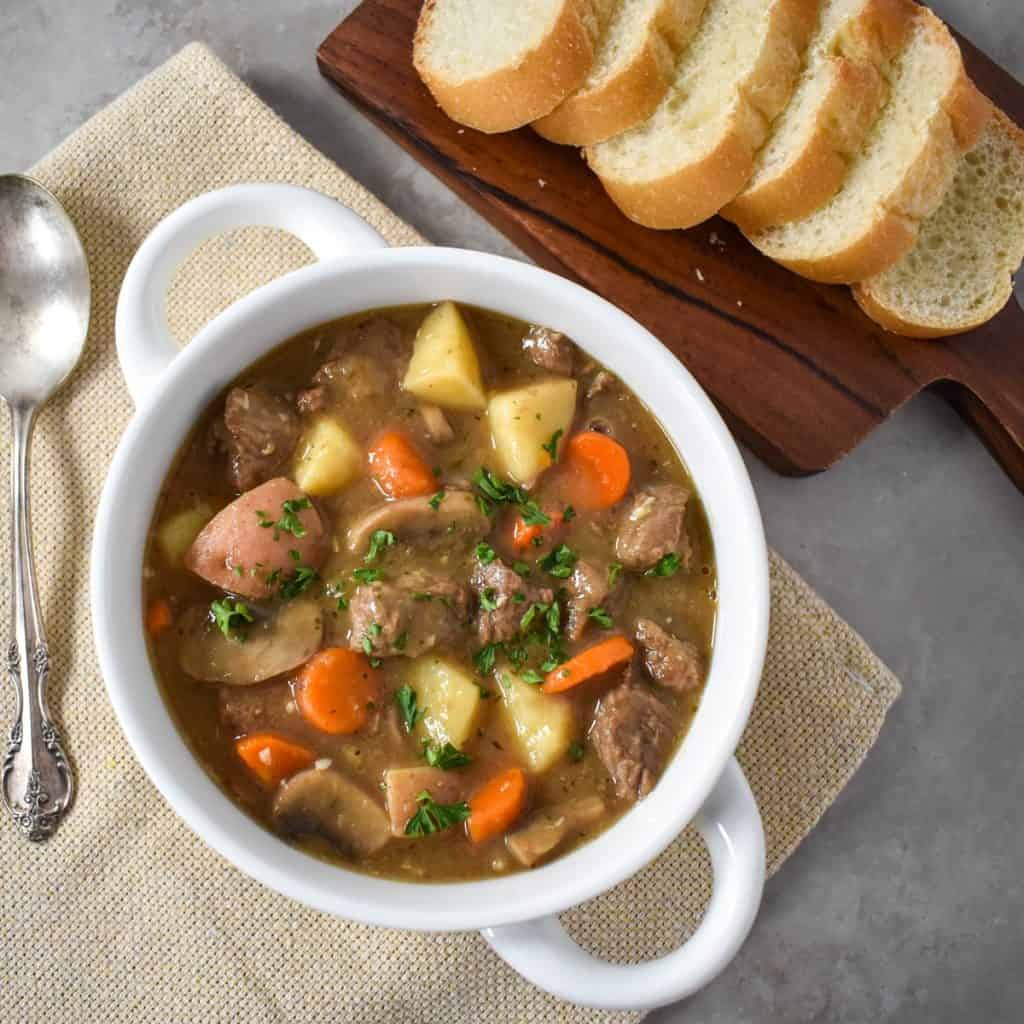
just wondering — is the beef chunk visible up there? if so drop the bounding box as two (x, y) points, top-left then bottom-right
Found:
(471, 558), (553, 646)
(218, 681), (294, 736)
(347, 572), (470, 658)
(211, 387), (301, 492)
(591, 678), (674, 801)
(296, 384), (330, 415)
(565, 560), (620, 643)
(635, 619), (704, 692)
(615, 484), (690, 570)
(522, 325), (573, 376)
(308, 317), (406, 402)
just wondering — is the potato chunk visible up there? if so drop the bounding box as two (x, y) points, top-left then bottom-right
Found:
(488, 378), (577, 484)
(498, 675), (573, 772)
(155, 503), (214, 565)
(407, 655), (483, 748)
(293, 416), (362, 497)
(402, 302), (486, 411)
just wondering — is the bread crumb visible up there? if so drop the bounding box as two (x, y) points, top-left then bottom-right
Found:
(695, 268), (705, 283)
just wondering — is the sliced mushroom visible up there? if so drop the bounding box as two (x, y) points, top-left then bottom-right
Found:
(506, 795), (606, 868)
(345, 488), (488, 553)
(273, 768), (391, 856)
(178, 599), (323, 685)
(418, 402), (454, 443)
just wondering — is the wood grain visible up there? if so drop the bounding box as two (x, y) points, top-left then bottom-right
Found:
(317, 0), (1024, 487)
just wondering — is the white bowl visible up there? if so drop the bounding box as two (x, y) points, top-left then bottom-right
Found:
(93, 184), (770, 1011)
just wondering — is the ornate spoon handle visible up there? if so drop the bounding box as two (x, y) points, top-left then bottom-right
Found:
(2, 404), (73, 839)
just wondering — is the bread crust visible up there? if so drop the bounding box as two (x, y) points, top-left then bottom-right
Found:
(723, 0), (915, 233)
(533, 0), (706, 146)
(587, 0), (820, 229)
(414, 0), (601, 133)
(748, 11), (992, 283)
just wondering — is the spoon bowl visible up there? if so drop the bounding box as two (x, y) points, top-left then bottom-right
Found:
(0, 175), (90, 405)
(0, 174), (90, 840)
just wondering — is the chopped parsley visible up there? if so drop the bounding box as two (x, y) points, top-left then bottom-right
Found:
(395, 685), (423, 732)
(364, 529), (396, 563)
(256, 497), (312, 539)
(404, 790), (471, 836)
(472, 467), (550, 527)
(539, 543), (577, 579)
(519, 668), (545, 685)
(568, 740), (585, 763)
(474, 643), (500, 676)
(475, 493), (494, 517)
(279, 563), (319, 600)
(352, 567), (382, 584)
(210, 599), (254, 640)
(428, 489), (446, 511)
(411, 591), (433, 602)
(607, 562), (624, 587)
(512, 560), (532, 577)
(394, 630), (408, 652)
(475, 541), (497, 565)
(541, 428), (563, 461)
(563, 504), (576, 522)
(588, 606), (613, 628)
(422, 741), (472, 770)
(645, 552), (682, 578)
(324, 581), (349, 611)
(480, 587), (499, 613)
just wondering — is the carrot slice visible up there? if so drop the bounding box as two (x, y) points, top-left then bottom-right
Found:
(145, 598), (173, 637)
(561, 432), (631, 510)
(468, 767), (527, 843)
(510, 509), (563, 551)
(541, 635), (635, 694)
(368, 430), (436, 499)
(297, 647), (380, 734)
(235, 732), (315, 787)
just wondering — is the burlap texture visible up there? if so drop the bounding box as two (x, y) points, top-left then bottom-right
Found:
(0, 43), (901, 1022)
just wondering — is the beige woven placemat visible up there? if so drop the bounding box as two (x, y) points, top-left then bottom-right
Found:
(0, 43), (900, 1022)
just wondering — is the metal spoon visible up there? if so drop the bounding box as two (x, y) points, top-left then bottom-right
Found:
(0, 175), (89, 840)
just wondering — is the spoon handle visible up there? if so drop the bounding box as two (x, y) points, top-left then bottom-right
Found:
(2, 404), (73, 839)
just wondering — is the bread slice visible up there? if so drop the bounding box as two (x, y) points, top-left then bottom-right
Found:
(722, 0), (911, 233)
(853, 109), (1024, 337)
(585, 0), (820, 230)
(746, 8), (990, 283)
(413, 0), (604, 133)
(533, 0), (709, 146)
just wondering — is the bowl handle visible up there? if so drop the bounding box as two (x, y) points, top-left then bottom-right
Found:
(481, 757), (765, 1010)
(114, 183), (387, 406)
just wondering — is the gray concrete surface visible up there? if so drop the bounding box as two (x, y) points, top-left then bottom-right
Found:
(2, 1), (1022, 1020)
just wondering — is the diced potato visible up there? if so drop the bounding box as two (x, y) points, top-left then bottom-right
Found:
(497, 675), (574, 772)
(155, 503), (214, 565)
(293, 416), (362, 497)
(402, 301), (486, 411)
(407, 655), (484, 748)
(487, 378), (578, 484)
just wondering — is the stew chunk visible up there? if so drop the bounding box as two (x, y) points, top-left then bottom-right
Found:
(635, 619), (704, 692)
(471, 559), (553, 646)
(212, 387), (301, 492)
(522, 325), (573, 376)
(565, 559), (620, 642)
(591, 676), (675, 801)
(615, 484), (690, 570)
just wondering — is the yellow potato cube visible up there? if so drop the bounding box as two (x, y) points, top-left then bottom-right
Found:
(155, 503), (214, 565)
(498, 675), (574, 772)
(487, 378), (578, 484)
(293, 417), (362, 497)
(408, 655), (484, 748)
(402, 301), (486, 411)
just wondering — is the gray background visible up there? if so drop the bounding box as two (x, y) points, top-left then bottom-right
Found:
(2, 1), (1022, 1020)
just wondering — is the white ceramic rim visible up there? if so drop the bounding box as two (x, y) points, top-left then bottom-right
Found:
(93, 244), (769, 933)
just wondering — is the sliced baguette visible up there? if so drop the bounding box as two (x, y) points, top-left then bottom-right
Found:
(533, 0), (709, 146)
(746, 8), (990, 283)
(853, 109), (1024, 337)
(585, 0), (821, 230)
(413, 0), (604, 133)
(722, 0), (911, 232)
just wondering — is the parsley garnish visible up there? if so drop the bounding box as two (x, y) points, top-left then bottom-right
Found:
(428, 490), (446, 511)
(394, 630), (408, 652)
(588, 607), (613, 628)
(539, 543), (577, 579)
(422, 741), (471, 770)
(645, 552), (681, 578)
(324, 581), (348, 611)
(210, 599), (254, 640)
(512, 560), (531, 576)
(395, 685), (422, 732)
(472, 467), (550, 527)
(475, 494), (493, 517)
(475, 541), (496, 565)
(352, 567), (382, 584)
(568, 740), (585, 762)
(480, 587), (499, 613)
(474, 643), (500, 676)
(411, 591), (433, 602)
(279, 563), (319, 600)
(563, 504), (576, 521)
(257, 498), (312, 539)
(404, 790), (471, 836)
(607, 562), (624, 586)
(364, 529), (396, 563)
(520, 668), (545, 685)
(542, 428), (563, 461)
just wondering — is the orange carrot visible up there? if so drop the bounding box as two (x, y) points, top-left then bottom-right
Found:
(511, 509), (563, 551)
(561, 432), (631, 510)
(145, 598), (173, 637)
(235, 733), (315, 787)
(541, 635), (635, 694)
(368, 430), (436, 499)
(297, 647), (380, 734)
(468, 767), (527, 843)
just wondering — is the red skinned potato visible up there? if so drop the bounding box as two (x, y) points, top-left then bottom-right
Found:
(185, 477), (328, 599)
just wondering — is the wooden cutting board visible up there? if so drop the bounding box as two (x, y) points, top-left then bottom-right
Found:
(317, 0), (1024, 489)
